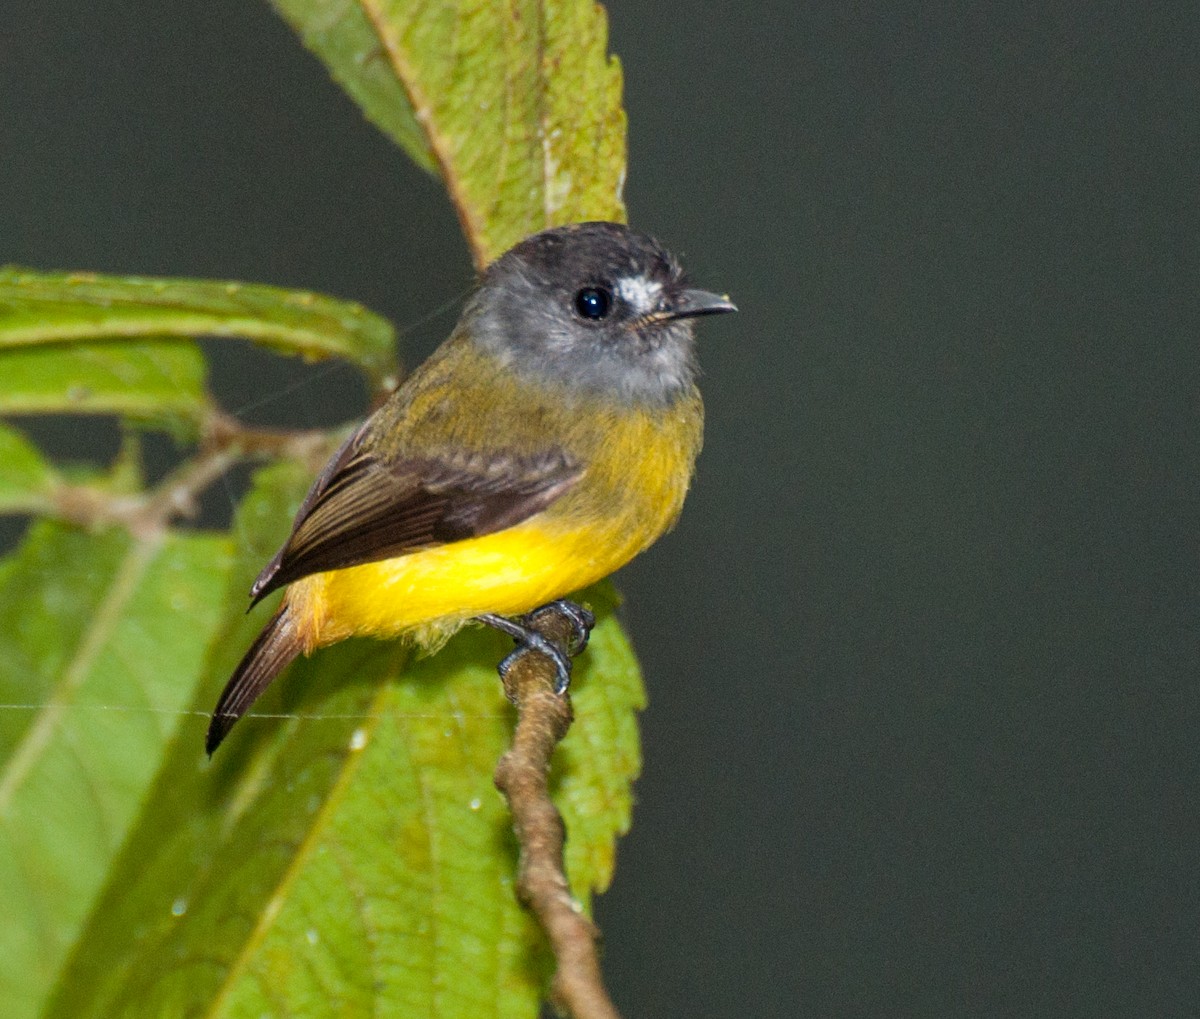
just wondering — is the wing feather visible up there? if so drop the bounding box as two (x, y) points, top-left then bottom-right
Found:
(249, 440), (582, 605)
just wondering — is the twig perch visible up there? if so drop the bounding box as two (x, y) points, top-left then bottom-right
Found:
(493, 608), (622, 1019)
(49, 410), (333, 538)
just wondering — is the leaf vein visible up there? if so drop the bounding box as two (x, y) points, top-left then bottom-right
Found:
(0, 533), (162, 813)
(201, 677), (393, 1019)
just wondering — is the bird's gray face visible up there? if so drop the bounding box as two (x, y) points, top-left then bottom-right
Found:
(464, 222), (735, 406)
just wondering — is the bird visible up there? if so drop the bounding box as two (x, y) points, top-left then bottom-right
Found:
(206, 221), (735, 754)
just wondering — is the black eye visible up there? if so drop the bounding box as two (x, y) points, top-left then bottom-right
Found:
(574, 286), (612, 320)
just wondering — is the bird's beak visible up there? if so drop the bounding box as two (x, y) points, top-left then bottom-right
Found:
(663, 288), (738, 320)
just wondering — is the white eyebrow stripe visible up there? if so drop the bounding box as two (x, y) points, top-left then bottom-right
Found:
(616, 276), (663, 310)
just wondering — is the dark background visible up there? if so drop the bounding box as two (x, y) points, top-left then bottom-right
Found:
(3, 3), (1197, 1015)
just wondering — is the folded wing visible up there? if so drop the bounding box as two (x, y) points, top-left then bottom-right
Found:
(250, 431), (583, 604)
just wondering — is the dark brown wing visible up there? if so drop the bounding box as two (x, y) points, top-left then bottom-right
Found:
(249, 433), (583, 605)
(206, 604), (301, 754)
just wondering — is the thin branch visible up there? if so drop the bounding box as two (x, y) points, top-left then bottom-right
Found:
(493, 609), (622, 1019)
(48, 409), (335, 538)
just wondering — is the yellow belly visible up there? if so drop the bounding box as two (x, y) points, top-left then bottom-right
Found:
(284, 390), (704, 654)
(286, 514), (642, 652)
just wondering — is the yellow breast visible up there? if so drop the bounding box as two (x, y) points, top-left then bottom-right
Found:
(285, 394), (703, 653)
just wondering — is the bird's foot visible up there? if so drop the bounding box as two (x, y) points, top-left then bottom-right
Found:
(477, 599), (595, 696)
(521, 599), (595, 657)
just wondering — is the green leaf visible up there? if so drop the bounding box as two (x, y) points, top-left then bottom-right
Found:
(269, 0), (437, 175)
(269, 0), (628, 267)
(0, 340), (210, 432)
(0, 269), (398, 391)
(552, 583), (644, 903)
(0, 522), (233, 1019)
(42, 470), (643, 1018)
(17, 3), (642, 1014)
(0, 424), (58, 514)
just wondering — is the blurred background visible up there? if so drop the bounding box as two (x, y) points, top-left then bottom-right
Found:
(3, 2), (1197, 1014)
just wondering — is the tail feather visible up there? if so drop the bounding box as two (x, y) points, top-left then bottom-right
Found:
(206, 606), (302, 755)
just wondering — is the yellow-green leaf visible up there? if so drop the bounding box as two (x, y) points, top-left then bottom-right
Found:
(21, 3), (643, 1014)
(0, 424), (58, 514)
(0, 523), (233, 1019)
(0, 341), (210, 433)
(269, 0), (437, 174)
(42, 472), (643, 1018)
(269, 0), (628, 267)
(553, 583), (644, 902)
(0, 268), (398, 391)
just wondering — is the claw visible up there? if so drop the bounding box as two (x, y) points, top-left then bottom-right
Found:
(496, 633), (573, 697)
(521, 599), (595, 656)
(477, 599), (595, 696)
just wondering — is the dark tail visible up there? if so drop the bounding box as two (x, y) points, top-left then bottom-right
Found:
(206, 606), (302, 755)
